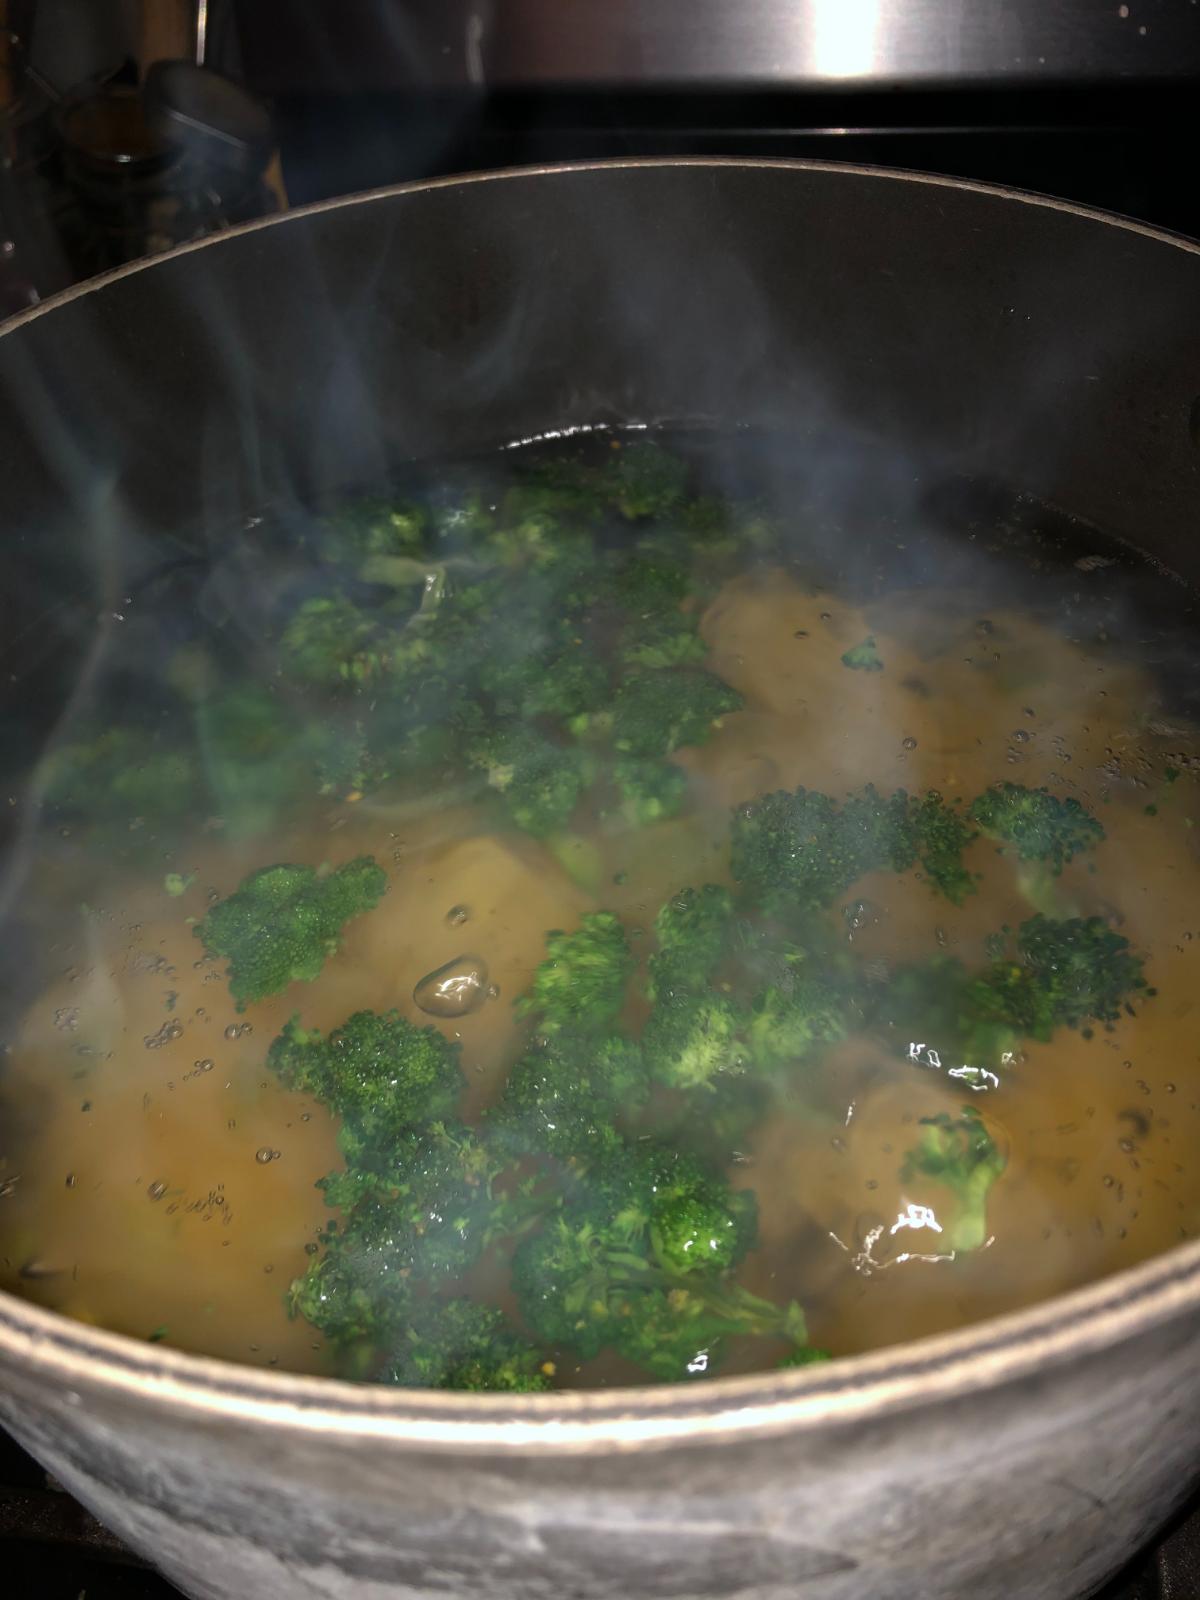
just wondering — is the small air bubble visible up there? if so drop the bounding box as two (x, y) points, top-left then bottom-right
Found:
(793, 629), (809, 639)
(300, 1112), (311, 1122)
(446, 904), (470, 927)
(64, 1174), (76, 1189)
(147, 1181), (167, 1201)
(901, 736), (917, 750)
(255, 1148), (275, 1164)
(304, 1242), (318, 1256)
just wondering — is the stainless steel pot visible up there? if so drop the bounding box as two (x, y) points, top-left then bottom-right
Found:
(2, 161), (1199, 1600)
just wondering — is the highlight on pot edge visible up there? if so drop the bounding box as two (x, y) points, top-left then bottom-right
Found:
(2, 429), (1197, 1394)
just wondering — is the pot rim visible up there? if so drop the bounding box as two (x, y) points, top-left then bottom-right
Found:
(2, 156), (1199, 1453)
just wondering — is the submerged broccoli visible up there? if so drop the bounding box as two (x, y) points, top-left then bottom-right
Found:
(516, 912), (634, 1036)
(268, 1010), (463, 1146)
(489, 1033), (646, 1162)
(841, 637), (883, 672)
(970, 783), (1105, 875)
(731, 784), (975, 915)
(642, 991), (745, 1090)
(195, 855), (386, 1008)
(379, 1298), (551, 1392)
(278, 594), (389, 690)
(612, 669), (743, 758)
(611, 756), (690, 827)
(512, 1139), (805, 1380)
(467, 725), (589, 838)
(878, 914), (1152, 1075)
(1013, 913), (1150, 1030)
(318, 497), (429, 566)
(744, 976), (849, 1073)
(901, 1106), (1007, 1252)
(606, 440), (690, 521)
(907, 790), (978, 905)
(647, 884), (734, 1001)
(289, 1121), (523, 1353)
(730, 785), (909, 914)
(40, 726), (197, 821)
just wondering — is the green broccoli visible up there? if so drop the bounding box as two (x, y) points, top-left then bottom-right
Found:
(1014, 913), (1150, 1029)
(268, 1010), (463, 1144)
(318, 497), (429, 566)
(970, 783), (1105, 875)
(288, 1121), (521, 1354)
(194, 855), (386, 1008)
(730, 785), (910, 914)
(606, 440), (690, 520)
(907, 790), (978, 904)
(489, 1033), (645, 1162)
(277, 594), (389, 690)
(744, 977), (850, 1073)
(642, 991), (745, 1089)
(611, 757), (689, 828)
(901, 1106), (1007, 1252)
(841, 637), (883, 672)
(511, 1138), (784, 1378)
(647, 885), (734, 1001)
(516, 912), (634, 1036)
(40, 726), (197, 821)
(612, 669), (743, 758)
(379, 1298), (551, 1392)
(618, 614), (708, 670)
(731, 784), (974, 914)
(489, 647), (611, 723)
(467, 725), (589, 838)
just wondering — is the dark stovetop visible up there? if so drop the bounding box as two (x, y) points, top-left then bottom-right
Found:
(0, 1424), (1197, 1599)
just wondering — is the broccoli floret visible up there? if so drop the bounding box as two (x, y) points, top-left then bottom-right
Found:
(612, 756), (689, 828)
(194, 855), (386, 1008)
(512, 1137), (780, 1376)
(642, 991), (745, 1089)
(40, 726), (197, 821)
(516, 912), (634, 1036)
(647, 885), (734, 1001)
(489, 647), (611, 723)
(907, 790), (977, 905)
(1015, 913), (1150, 1029)
(289, 1122), (518, 1353)
(744, 977), (849, 1073)
(606, 441), (689, 520)
(277, 594), (390, 690)
(612, 669), (742, 758)
(467, 725), (589, 838)
(618, 614), (708, 670)
(901, 1106), (1006, 1252)
(731, 784), (975, 914)
(611, 1280), (810, 1382)
(970, 783), (1105, 874)
(731, 785), (908, 914)
(268, 1010), (463, 1143)
(379, 1298), (551, 1392)
(779, 1346), (832, 1368)
(841, 637), (883, 672)
(489, 1033), (645, 1162)
(647, 1164), (757, 1278)
(318, 498), (429, 566)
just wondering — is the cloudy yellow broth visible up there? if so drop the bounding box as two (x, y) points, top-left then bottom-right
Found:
(1, 560), (1198, 1380)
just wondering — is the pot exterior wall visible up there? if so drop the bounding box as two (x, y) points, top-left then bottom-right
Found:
(1, 1297), (1198, 1600)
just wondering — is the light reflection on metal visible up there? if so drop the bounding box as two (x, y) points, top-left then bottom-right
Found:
(810, 0), (883, 81)
(196, 0), (209, 66)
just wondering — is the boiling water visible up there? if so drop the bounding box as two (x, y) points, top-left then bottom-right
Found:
(1, 435), (1199, 1383)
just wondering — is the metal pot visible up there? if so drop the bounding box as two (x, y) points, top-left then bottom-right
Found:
(1, 161), (1199, 1600)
